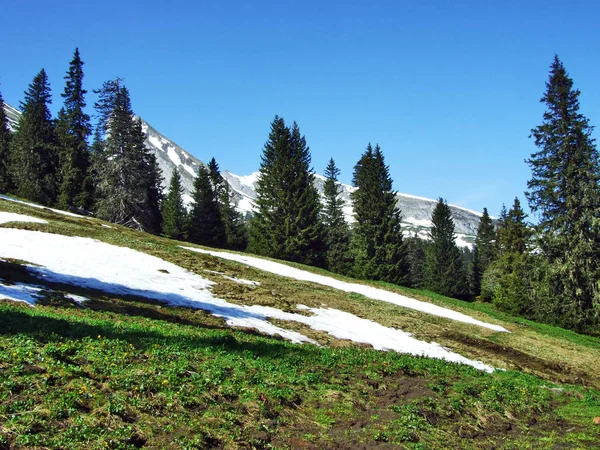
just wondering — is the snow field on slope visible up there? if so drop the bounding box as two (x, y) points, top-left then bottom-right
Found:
(0, 228), (495, 372)
(182, 248), (507, 333)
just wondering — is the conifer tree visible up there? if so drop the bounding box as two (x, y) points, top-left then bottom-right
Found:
(248, 117), (325, 266)
(93, 80), (163, 232)
(472, 207), (497, 297)
(423, 198), (467, 298)
(207, 156), (247, 250)
(351, 144), (408, 284)
(162, 170), (187, 240)
(322, 158), (352, 274)
(526, 55), (600, 330)
(0, 89), (12, 193)
(187, 165), (226, 247)
(490, 197), (532, 315)
(56, 48), (92, 209)
(9, 69), (58, 205)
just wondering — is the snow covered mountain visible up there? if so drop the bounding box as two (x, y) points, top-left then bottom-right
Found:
(3, 103), (483, 246)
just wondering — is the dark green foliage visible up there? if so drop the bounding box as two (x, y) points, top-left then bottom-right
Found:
(56, 48), (92, 209)
(207, 157), (247, 250)
(248, 117), (325, 266)
(187, 165), (226, 247)
(351, 144), (408, 285)
(8, 69), (58, 205)
(423, 198), (467, 298)
(488, 198), (532, 315)
(526, 55), (600, 332)
(405, 235), (427, 289)
(0, 89), (11, 193)
(93, 80), (163, 233)
(472, 208), (497, 297)
(322, 158), (352, 274)
(161, 170), (187, 240)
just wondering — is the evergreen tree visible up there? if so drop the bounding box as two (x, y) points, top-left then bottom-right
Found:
(489, 197), (532, 315)
(93, 80), (163, 232)
(472, 207), (497, 297)
(187, 165), (226, 247)
(207, 156), (247, 250)
(423, 198), (467, 298)
(9, 69), (58, 205)
(322, 158), (352, 274)
(162, 170), (187, 240)
(248, 117), (325, 266)
(405, 235), (427, 289)
(56, 48), (92, 209)
(526, 55), (600, 331)
(351, 144), (408, 284)
(0, 89), (12, 193)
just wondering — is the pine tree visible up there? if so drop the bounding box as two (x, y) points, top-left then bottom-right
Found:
(490, 197), (532, 315)
(423, 198), (467, 298)
(93, 80), (163, 232)
(56, 48), (92, 209)
(248, 117), (325, 266)
(322, 158), (352, 274)
(526, 55), (600, 331)
(0, 89), (12, 193)
(162, 170), (187, 240)
(472, 207), (497, 297)
(9, 69), (58, 205)
(207, 156), (247, 250)
(187, 165), (226, 247)
(351, 144), (408, 284)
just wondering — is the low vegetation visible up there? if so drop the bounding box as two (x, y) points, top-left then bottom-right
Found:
(1, 200), (600, 449)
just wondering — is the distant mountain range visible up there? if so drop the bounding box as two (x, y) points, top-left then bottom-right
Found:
(4, 103), (484, 246)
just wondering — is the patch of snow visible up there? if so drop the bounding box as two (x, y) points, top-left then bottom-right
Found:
(184, 248), (508, 333)
(0, 195), (85, 218)
(0, 212), (48, 225)
(0, 281), (43, 306)
(0, 229), (496, 371)
(64, 293), (90, 305)
(167, 145), (182, 167)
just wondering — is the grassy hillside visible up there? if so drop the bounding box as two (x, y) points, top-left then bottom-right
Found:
(1, 197), (600, 449)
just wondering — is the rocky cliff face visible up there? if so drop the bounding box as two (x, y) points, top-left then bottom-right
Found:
(3, 103), (483, 246)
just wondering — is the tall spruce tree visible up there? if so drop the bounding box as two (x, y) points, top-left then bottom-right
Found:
(423, 198), (467, 298)
(472, 208), (497, 297)
(56, 48), (92, 209)
(187, 165), (226, 247)
(93, 80), (163, 232)
(9, 69), (58, 205)
(351, 144), (408, 284)
(0, 89), (11, 193)
(526, 55), (600, 330)
(248, 117), (325, 266)
(162, 170), (187, 240)
(321, 158), (352, 274)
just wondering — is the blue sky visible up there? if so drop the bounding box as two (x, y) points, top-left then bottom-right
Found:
(3, 0), (600, 217)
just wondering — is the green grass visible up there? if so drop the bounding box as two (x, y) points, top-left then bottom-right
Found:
(1, 197), (600, 448)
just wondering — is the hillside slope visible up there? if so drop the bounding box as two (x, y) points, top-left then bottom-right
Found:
(0, 196), (599, 448)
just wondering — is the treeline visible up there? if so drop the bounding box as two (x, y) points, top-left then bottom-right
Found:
(1, 51), (598, 334)
(0, 49), (246, 249)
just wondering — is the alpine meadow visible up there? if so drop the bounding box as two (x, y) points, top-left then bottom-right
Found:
(1, 38), (600, 450)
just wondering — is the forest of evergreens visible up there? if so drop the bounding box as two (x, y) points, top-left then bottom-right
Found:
(1, 51), (598, 334)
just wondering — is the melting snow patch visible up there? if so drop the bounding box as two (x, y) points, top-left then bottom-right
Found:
(0, 229), (497, 372)
(0, 281), (43, 306)
(183, 247), (508, 333)
(0, 212), (48, 225)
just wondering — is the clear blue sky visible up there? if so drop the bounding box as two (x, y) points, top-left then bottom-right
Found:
(3, 0), (600, 216)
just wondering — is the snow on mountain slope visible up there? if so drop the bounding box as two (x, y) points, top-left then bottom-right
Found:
(3, 102), (483, 244)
